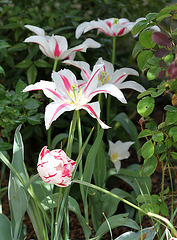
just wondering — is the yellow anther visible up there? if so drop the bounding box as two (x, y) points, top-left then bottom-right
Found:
(111, 153), (118, 162)
(113, 18), (119, 25)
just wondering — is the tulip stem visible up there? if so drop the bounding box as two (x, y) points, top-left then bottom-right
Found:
(107, 37), (116, 126)
(47, 59), (58, 149)
(111, 36), (116, 67)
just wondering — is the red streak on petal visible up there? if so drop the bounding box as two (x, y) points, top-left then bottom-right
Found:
(84, 67), (101, 93)
(44, 173), (57, 179)
(54, 41), (61, 57)
(60, 74), (72, 92)
(83, 104), (98, 118)
(117, 28), (125, 36)
(40, 146), (50, 159)
(50, 103), (70, 124)
(106, 21), (111, 28)
(83, 69), (90, 80)
(46, 88), (64, 101)
(113, 74), (126, 84)
(37, 161), (47, 168)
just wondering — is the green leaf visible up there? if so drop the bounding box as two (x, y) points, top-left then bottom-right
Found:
(0, 214), (11, 240)
(164, 105), (177, 112)
(169, 126), (177, 142)
(15, 79), (27, 93)
(131, 20), (147, 35)
(68, 196), (92, 239)
(113, 112), (140, 155)
(0, 142), (12, 151)
(160, 201), (169, 216)
(95, 214), (139, 240)
(27, 64), (37, 84)
(143, 155), (157, 176)
(156, 13), (172, 22)
(139, 30), (156, 48)
(27, 113), (43, 125)
(165, 111), (177, 125)
(137, 96), (155, 117)
(152, 132), (164, 143)
(141, 140), (154, 160)
(114, 225), (157, 240)
(8, 43), (27, 52)
(155, 143), (168, 154)
(51, 133), (68, 149)
(24, 98), (41, 110)
(132, 41), (143, 59)
(0, 66), (5, 76)
(170, 152), (177, 159)
(34, 59), (52, 68)
(83, 128), (104, 184)
(137, 50), (153, 71)
(145, 13), (158, 21)
(0, 40), (11, 49)
(138, 129), (153, 138)
(147, 66), (161, 80)
(16, 59), (32, 68)
(8, 178), (28, 239)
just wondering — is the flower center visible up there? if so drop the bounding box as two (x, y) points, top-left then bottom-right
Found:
(101, 71), (110, 85)
(112, 18), (119, 26)
(111, 153), (118, 162)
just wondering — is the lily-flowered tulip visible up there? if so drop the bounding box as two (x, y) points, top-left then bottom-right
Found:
(37, 146), (76, 187)
(75, 18), (135, 38)
(108, 140), (134, 172)
(24, 25), (101, 60)
(64, 57), (145, 93)
(23, 65), (127, 129)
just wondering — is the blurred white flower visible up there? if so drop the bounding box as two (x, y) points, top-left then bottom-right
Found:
(108, 140), (134, 172)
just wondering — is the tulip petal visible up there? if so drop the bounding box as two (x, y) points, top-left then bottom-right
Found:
(24, 35), (53, 58)
(114, 160), (121, 173)
(88, 83), (127, 104)
(119, 81), (146, 92)
(45, 102), (75, 129)
(25, 25), (45, 36)
(49, 35), (68, 58)
(111, 68), (139, 85)
(63, 59), (91, 81)
(81, 102), (110, 129)
(75, 21), (91, 39)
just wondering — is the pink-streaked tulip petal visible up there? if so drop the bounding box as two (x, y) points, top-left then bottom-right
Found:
(45, 102), (75, 130)
(63, 59), (91, 81)
(96, 57), (114, 75)
(111, 68), (139, 85)
(88, 83), (127, 104)
(37, 146), (76, 187)
(25, 25), (45, 36)
(75, 21), (92, 39)
(81, 102), (110, 129)
(49, 35), (68, 58)
(83, 64), (103, 95)
(84, 20), (112, 36)
(119, 81), (146, 92)
(24, 35), (53, 58)
(52, 69), (78, 97)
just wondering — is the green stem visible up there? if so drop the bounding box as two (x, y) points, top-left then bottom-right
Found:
(55, 110), (77, 239)
(168, 163), (174, 218)
(107, 36), (116, 125)
(111, 36), (116, 67)
(47, 59), (58, 149)
(77, 111), (82, 178)
(73, 180), (177, 237)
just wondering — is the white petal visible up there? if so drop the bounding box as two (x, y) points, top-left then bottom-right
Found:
(25, 25), (45, 36)
(24, 36), (53, 58)
(114, 160), (121, 173)
(83, 64), (103, 96)
(111, 68), (139, 85)
(119, 81), (146, 92)
(81, 102), (110, 129)
(82, 38), (101, 48)
(63, 59), (91, 81)
(49, 35), (68, 58)
(75, 21), (91, 39)
(96, 57), (114, 75)
(45, 102), (75, 129)
(84, 20), (112, 36)
(88, 83), (127, 104)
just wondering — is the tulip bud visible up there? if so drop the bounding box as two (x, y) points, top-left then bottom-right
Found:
(37, 146), (76, 187)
